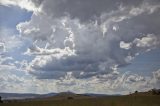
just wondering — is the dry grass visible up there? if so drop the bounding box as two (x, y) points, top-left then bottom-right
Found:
(1, 95), (160, 106)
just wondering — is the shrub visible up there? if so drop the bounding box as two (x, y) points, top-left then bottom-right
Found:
(67, 97), (74, 100)
(135, 91), (138, 94)
(152, 89), (160, 95)
(0, 96), (3, 103)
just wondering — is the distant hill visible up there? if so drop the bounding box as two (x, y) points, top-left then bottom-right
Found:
(84, 93), (121, 97)
(0, 92), (93, 100)
(0, 92), (57, 100)
(44, 92), (92, 100)
(0, 92), (111, 101)
(0, 93), (40, 100)
(2, 89), (159, 101)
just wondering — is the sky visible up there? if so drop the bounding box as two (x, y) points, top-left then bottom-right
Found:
(0, 0), (160, 95)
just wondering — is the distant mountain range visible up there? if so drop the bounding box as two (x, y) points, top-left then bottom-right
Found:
(0, 92), (111, 100)
(0, 93), (41, 100)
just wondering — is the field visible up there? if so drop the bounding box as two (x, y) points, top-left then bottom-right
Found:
(1, 95), (160, 106)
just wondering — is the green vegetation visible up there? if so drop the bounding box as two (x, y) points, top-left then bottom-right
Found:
(1, 95), (160, 106)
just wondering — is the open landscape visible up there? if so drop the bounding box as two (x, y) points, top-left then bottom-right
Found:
(0, 89), (160, 106)
(0, 0), (160, 106)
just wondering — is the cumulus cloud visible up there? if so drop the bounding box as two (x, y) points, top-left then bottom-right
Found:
(1, 0), (159, 94)
(152, 69), (160, 88)
(0, 0), (41, 12)
(0, 68), (159, 94)
(15, 0), (160, 80)
(53, 71), (158, 94)
(120, 41), (132, 50)
(120, 34), (160, 53)
(0, 55), (21, 92)
(134, 34), (159, 48)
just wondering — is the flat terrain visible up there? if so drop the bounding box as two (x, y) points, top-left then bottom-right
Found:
(1, 95), (160, 106)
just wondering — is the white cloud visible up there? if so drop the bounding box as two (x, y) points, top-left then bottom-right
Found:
(1, 0), (160, 94)
(129, 2), (160, 16)
(120, 41), (132, 50)
(133, 34), (159, 48)
(54, 71), (157, 94)
(152, 69), (160, 88)
(16, 0), (160, 80)
(0, 27), (29, 93)
(153, 69), (160, 81)
(0, 0), (41, 12)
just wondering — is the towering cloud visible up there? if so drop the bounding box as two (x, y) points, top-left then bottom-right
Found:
(16, 0), (160, 80)
(0, 0), (159, 94)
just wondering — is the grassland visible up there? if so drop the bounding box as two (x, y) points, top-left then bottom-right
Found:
(1, 95), (160, 106)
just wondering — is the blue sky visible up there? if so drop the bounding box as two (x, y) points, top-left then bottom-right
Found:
(0, 0), (160, 94)
(0, 5), (33, 59)
(120, 49), (160, 76)
(0, 5), (32, 30)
